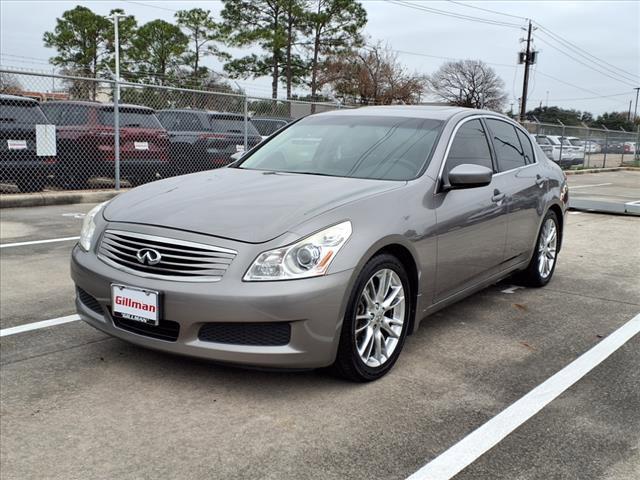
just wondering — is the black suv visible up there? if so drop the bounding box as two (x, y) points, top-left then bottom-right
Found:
(156, 110), (262, 176)
(0, 94), (56, 192)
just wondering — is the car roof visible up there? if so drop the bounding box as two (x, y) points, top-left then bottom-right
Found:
(0, 93), (38, 103)
(251, 116), (291, 122)
(42, 100), (154, 111)
(312, 105), (509, 122)
(157, 109), (244, 118)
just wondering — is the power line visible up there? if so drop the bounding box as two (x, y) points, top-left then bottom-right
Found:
(388, 1), (523, 29)
(546, 92), (630, 102)
(121, 0), (179, 13)
(534, 22), (640, 83)
(535, 33), (637, 88)
(444, 0), (528, 21)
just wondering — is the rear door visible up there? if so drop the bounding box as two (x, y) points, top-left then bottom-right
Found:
(434, 117), (508, 302)
(485, 118), (544, 266)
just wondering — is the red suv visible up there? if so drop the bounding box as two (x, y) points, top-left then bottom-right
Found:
(41, 101), (169, 188)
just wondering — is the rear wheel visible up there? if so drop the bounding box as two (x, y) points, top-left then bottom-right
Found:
(518, 210), (559, 287)
(331, 254), (411, 382)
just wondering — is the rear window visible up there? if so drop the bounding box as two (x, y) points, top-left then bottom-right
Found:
(0, 99), (48, 124)
(209, 114), (259, 136)
(568, 138), (583, 146)
(252, 118), (288, 136)
(41, 104), (89, 125)
(98, 107), (162, 129)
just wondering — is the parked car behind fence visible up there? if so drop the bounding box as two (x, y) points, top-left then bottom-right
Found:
(40, 101), (169, 188)
(251, 116), (293, 139)
(0, 94), (56, 192)
(157, 110), (263, 175)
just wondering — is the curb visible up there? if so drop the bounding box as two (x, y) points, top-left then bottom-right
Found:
(565, 167), (640, 175)
(0, 189), (125, 209)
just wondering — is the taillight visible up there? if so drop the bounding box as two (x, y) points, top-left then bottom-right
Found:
(43, 156), (57, 165)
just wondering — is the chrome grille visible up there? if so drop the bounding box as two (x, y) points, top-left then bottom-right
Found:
(98, 230), (237, 282)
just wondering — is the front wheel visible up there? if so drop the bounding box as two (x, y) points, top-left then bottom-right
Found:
(331, 254), (411, 382)
(518, 210), (560, 287)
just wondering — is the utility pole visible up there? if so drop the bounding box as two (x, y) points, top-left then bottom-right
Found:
(633, 87), (640, 122)
(110, 13), (123, 190)
(519, 20), (533, 121)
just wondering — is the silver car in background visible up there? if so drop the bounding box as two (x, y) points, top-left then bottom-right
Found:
(71, 106), (568, 381)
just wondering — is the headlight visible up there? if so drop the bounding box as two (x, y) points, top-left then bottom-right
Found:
(244, 221), (352, 281)
(79, 202), (107, 251)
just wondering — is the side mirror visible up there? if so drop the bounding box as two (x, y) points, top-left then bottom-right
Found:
(446, 164), (493, 189)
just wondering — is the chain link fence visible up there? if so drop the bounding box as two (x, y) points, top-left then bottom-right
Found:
(520, 120), (640, 170)
(2, 68), (639, 194)
(0, 69), (344, 194)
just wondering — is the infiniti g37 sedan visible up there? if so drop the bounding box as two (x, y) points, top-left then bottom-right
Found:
(71, 106), (568, 381)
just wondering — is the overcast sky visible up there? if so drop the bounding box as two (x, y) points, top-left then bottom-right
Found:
(1, 0), (638, 116)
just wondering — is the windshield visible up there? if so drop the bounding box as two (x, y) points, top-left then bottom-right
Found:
(237, 115), (443, 181)
(98, 108), (162, 128)
(209, 114), (260, 136)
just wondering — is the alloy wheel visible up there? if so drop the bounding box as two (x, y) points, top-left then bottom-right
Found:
(538, 218), (558, 279)
(354, 268), (405, 368)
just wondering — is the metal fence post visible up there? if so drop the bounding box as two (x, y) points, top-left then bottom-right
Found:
(620, 127), (626, 165)
(557, 120), (565, 165)
(243, 95), (248, 152)
(584, 126), (591, 168)
(602, 126), (609, 168)
(112, 14), (121, 190)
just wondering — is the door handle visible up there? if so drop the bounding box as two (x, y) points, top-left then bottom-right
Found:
(491, 189), (505, 203)
(535, 174), (546, 187)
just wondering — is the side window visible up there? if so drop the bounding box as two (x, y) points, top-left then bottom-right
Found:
(41, 104), (60, 123)
(516, 129), (536, 164)
(175, 113), (202, 131)
(486, 119), (526, 171)
(157, 113), (176, 130)
(444, 119), (493, 179)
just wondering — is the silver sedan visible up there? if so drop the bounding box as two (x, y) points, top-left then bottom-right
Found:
(71, 106), (568, 381)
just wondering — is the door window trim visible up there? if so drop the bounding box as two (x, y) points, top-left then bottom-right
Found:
(436, 115), (496, 191)
(436, 114), (540, 192)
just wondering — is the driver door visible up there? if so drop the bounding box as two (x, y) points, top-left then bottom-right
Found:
(433, 118), (508, 302)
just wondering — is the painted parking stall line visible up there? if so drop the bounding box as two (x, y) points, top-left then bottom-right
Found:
(0, 236), (79, 249)
(406, 312), (640, 480)
(0, 314), (80, 337)
(569, 183), (612, 190)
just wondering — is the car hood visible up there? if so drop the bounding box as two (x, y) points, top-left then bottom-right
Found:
(103, 168), (403, 243)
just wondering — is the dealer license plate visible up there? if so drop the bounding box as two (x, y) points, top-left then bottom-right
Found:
(111, 284), (159, 326)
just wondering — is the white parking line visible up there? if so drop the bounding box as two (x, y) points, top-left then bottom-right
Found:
(569, 183), (613, 190)
(0, 314), (80, 337)
(406, 312), (640, 480)
(0, 236), (79, 249)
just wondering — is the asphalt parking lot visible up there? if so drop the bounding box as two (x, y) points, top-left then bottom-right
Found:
(567, 170), (640, 215)
(1, 200), (639, 479)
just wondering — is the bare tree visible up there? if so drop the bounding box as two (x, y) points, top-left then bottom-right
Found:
(0, 72), (22, 94)
(322, 41), (427, 105)
(428, 60), (506, 110)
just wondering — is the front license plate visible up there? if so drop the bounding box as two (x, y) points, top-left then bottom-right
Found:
(134, 141), (149, 150)
(112, 284), (159, 326)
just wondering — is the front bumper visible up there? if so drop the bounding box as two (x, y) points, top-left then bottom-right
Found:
(71, 244), (354, 369)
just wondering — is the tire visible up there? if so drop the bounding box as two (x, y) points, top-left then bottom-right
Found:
(517, 210), (560, 287)
(331, 254), (411, 382)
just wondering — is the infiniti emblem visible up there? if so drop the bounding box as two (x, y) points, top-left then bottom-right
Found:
(136, 248), (162, 265)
